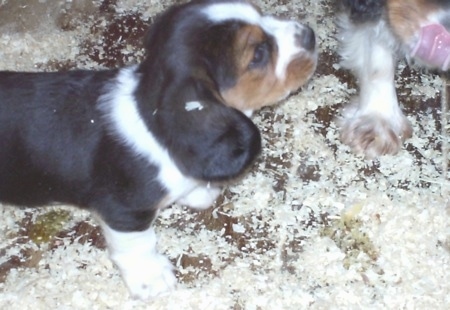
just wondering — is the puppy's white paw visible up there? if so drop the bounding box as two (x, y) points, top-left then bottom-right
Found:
(119, 251), (177, 299)
(177, 185), (222, 210)
(339, 111), (412, 158)
(100, 224), (177, 299)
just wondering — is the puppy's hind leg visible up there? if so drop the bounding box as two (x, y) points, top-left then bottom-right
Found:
(337, 16), (412, 158)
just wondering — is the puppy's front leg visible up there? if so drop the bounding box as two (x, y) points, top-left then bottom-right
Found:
(100, 223), (176, 299)
(338, 20), (412, 158)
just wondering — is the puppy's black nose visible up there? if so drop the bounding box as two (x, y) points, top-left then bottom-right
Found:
(296, 25), (316, 52)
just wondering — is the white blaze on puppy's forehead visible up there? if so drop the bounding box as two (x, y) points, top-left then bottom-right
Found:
(201, 2), (304, 80)
(260, 16), (305, 79)
(201, 2), (261, 24)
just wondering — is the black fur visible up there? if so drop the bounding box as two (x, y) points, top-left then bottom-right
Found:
(340, 0), (386, 23)
(431, 0), (450, 7)
(0, 70), (168, 232)
(0, 0), (261, 232)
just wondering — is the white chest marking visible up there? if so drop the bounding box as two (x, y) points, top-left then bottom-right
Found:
(98, 67), (198, 203)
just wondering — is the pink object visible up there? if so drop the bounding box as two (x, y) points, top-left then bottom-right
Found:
(411, 23), (450, 71)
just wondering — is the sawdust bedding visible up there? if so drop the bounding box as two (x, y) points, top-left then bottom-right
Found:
(0, 0), (449, 309)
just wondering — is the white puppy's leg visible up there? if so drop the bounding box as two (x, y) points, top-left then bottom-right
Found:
(100, 223), (176, 299)
(338, 18), (412, 158)
(177, 185), (222, 210)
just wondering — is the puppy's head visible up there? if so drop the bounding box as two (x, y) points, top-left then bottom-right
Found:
(138, 0), (317, 113)
(201, 1), (317, 112)
(133, 0), (316, 182)
(386, 0), (450, 70)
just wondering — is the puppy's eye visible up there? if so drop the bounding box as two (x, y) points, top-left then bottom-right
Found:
(249, 42), (269, 69)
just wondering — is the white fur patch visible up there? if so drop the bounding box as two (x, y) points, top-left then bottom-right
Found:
(338, 18), (404, 124)
(201, 2), (261, 25)
(176, 185), (222, 210)
(100, 223), (176, 299)
(98, 67), (198, 203)
(243, 109), (253, 117)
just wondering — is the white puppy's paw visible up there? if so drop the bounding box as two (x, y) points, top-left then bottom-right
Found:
(120, 252), (177, 299)
(100, 224), (177, 299)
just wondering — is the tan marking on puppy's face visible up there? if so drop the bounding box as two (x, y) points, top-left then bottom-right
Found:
(220, 24), (317, 111)
(387, 0), (443, 43)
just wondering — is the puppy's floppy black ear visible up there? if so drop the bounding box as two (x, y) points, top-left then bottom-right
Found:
(173, 102), (261, 182)
(151, 81), (261, 182)
(341, 0), (386, 23)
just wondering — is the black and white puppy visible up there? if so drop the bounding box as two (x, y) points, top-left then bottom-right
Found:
(337, 0), (450, 158)
(0, 0), (317, 299)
